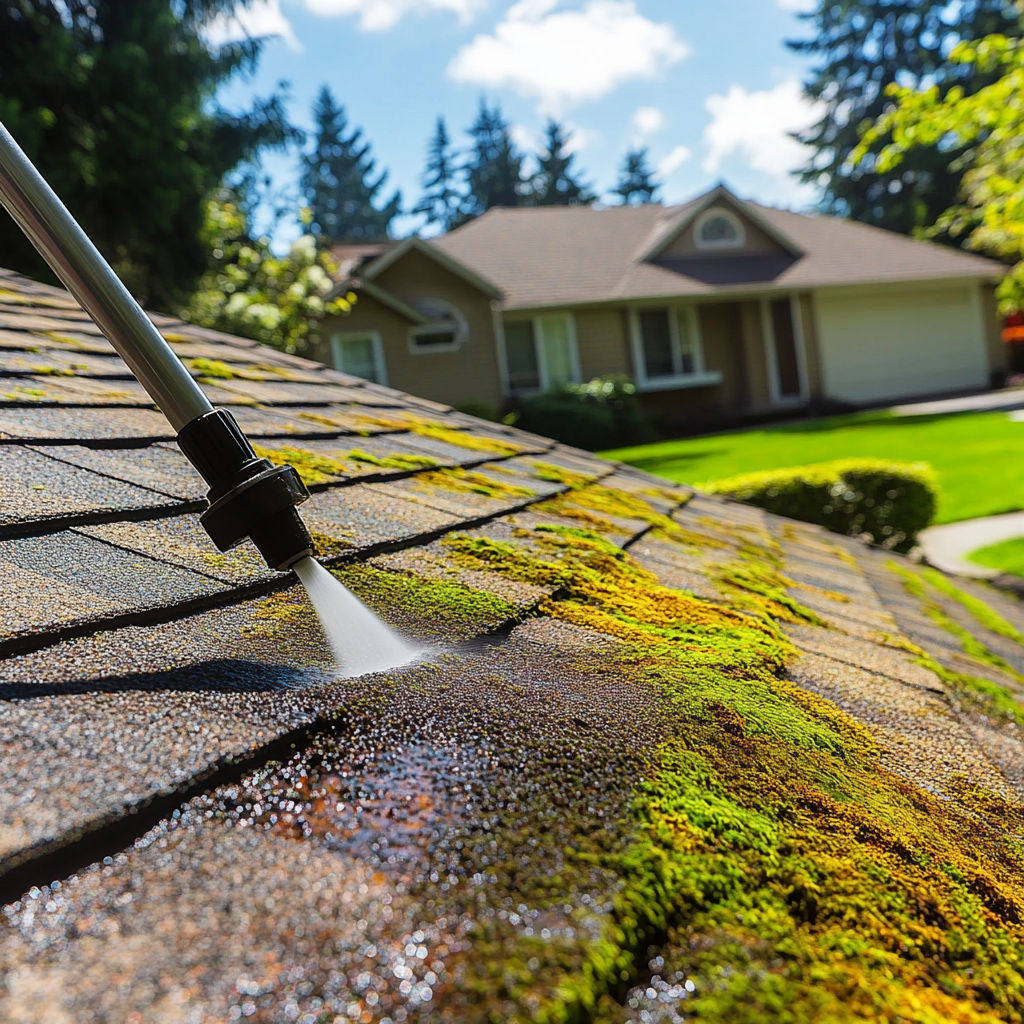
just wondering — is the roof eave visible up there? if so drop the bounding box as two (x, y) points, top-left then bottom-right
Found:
(362, 236), (505, 300)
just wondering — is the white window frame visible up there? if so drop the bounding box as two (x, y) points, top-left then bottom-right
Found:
(693, 206), (747, 251)
(501, 312), (581, 396)
(407, 299), (469, 355)
(761, 295), (809, 404)
(629, 306), (723, 393)
(330, 330), (388, 386)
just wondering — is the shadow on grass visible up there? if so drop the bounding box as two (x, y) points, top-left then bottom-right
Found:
(0, 658), (318, 701)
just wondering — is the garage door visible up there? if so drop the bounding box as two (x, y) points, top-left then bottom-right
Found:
(816, 287), (987, 404)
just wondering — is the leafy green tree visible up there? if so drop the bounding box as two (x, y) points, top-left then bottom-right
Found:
(855, 32), (1024, 312)
(413, 116), (462, 230)
(532, 120), (595, 206)
(0, 0), (294, 309)
(614, 148), (660, 205)
(300, 86), (401, 244)
(184, 192), (354, 354)
(461, 99), (530, 220)
(789, 0), (1020, 235)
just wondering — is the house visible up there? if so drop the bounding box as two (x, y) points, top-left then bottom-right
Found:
(315, 185), (1007, 426)
(4, 264), (1024, 1018)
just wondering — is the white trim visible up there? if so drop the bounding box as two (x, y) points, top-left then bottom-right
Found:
(406, 298), (468, 355)
(693, 206), (747, 251)
(492, 300), (512, 397)
(629, 304), (722, 393)
(761, 295), (808, 404)
(330, 330), (388, 386)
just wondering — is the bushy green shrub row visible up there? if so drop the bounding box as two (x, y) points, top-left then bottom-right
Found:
(703, 458), (937, 551)
(506, 375), (655, 451)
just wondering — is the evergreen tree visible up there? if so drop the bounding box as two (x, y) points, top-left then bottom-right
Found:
(0, 0), (294, 310)
(790, 0), (1020, 236)
(301, 86), (401, 244)
(533, 120), (595, 206)
(413, 116), (461, 230)
(614, 148), (660, 205)
(461, 99), (530, 221)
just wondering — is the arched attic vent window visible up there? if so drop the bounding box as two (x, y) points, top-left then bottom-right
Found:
(694, 207), (746, 251)
(408, 298), (468, 354)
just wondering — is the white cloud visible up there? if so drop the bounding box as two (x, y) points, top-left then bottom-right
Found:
(303, 0), (485, 31)
(777, 0), (816, 10)
(447, 1), (689, 114)
(205, 0), (303, 51)
(703, 80), (823, 180)
(657, 144), (691, 178)
(632, 105), (664, 138)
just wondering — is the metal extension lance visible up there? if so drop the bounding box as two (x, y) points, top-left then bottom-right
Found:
(0, 120), (314, 570)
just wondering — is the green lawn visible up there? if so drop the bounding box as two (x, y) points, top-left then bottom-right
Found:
(603, 410), (1024, 525)
(968, 536), (1024, 577)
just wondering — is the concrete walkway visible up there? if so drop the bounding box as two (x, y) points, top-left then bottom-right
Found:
(919, 511), (1024, 578)
(893, 389), (1024, 417)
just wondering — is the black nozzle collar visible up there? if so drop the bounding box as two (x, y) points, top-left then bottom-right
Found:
(176, 409), (314, 571)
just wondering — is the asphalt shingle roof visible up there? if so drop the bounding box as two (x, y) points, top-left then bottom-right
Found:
(3, 265), (1024, 1020)
(432, 198), (1004, 310)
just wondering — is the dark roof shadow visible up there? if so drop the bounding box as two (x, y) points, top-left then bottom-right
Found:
(656, 253), (799, 285)
(0, 659), (320, 701)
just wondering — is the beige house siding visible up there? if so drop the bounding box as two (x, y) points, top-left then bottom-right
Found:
(573, 307), (630, 380)
(319, 249), (504, 410)
(739, 300), (771, 409)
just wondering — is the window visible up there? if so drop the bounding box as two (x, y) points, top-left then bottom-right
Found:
(694, 207), (746, 251)
(408, 298), (467, 354)
(501, 314), (580, 394)
(331, 331), (387, 385)
(504, 321), (540, 391)
(630, 306), (716, 391)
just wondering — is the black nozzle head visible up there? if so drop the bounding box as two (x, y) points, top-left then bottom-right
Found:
(177, 409), (314, 571)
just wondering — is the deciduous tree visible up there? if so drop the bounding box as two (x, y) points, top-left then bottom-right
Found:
(183, 190), (353, 354)
(856, 32), (1024, 312)
(790, 0), (1020, 235)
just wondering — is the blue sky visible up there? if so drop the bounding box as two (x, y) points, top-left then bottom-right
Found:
(210, 0), (823, 242)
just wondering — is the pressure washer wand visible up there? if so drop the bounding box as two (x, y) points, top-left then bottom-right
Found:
(0, 120), (314, 570)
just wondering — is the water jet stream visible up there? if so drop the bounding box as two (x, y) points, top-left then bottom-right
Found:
(293, 557), (417, 678)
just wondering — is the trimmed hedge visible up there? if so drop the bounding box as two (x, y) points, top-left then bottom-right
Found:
(703, 458), (937, 552)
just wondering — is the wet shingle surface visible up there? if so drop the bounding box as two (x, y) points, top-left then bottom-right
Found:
(6, 267), (1024, 1022)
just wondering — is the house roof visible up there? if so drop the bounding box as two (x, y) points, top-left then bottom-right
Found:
(2, 264), (1024, 1019)
(432, 187), (1006, 311)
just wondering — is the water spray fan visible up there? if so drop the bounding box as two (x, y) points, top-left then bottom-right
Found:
(0, 121), (315, 572)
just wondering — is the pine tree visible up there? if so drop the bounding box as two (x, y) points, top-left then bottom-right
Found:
(413, 117), (462, 230)
(614, 148), (660, 205)
(789, 0), (1020, 236)
(301, 87), (401, 244)
(533, 120), (595, 206)
(0, 0), (294, 310)
(461, 99), (530, 221)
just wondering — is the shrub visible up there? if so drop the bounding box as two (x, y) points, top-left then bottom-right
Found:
(703, 458), (937, 552)
(507, 375), (654, 451)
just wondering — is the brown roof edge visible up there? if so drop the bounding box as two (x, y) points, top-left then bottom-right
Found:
(362, 236), (504, 300)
